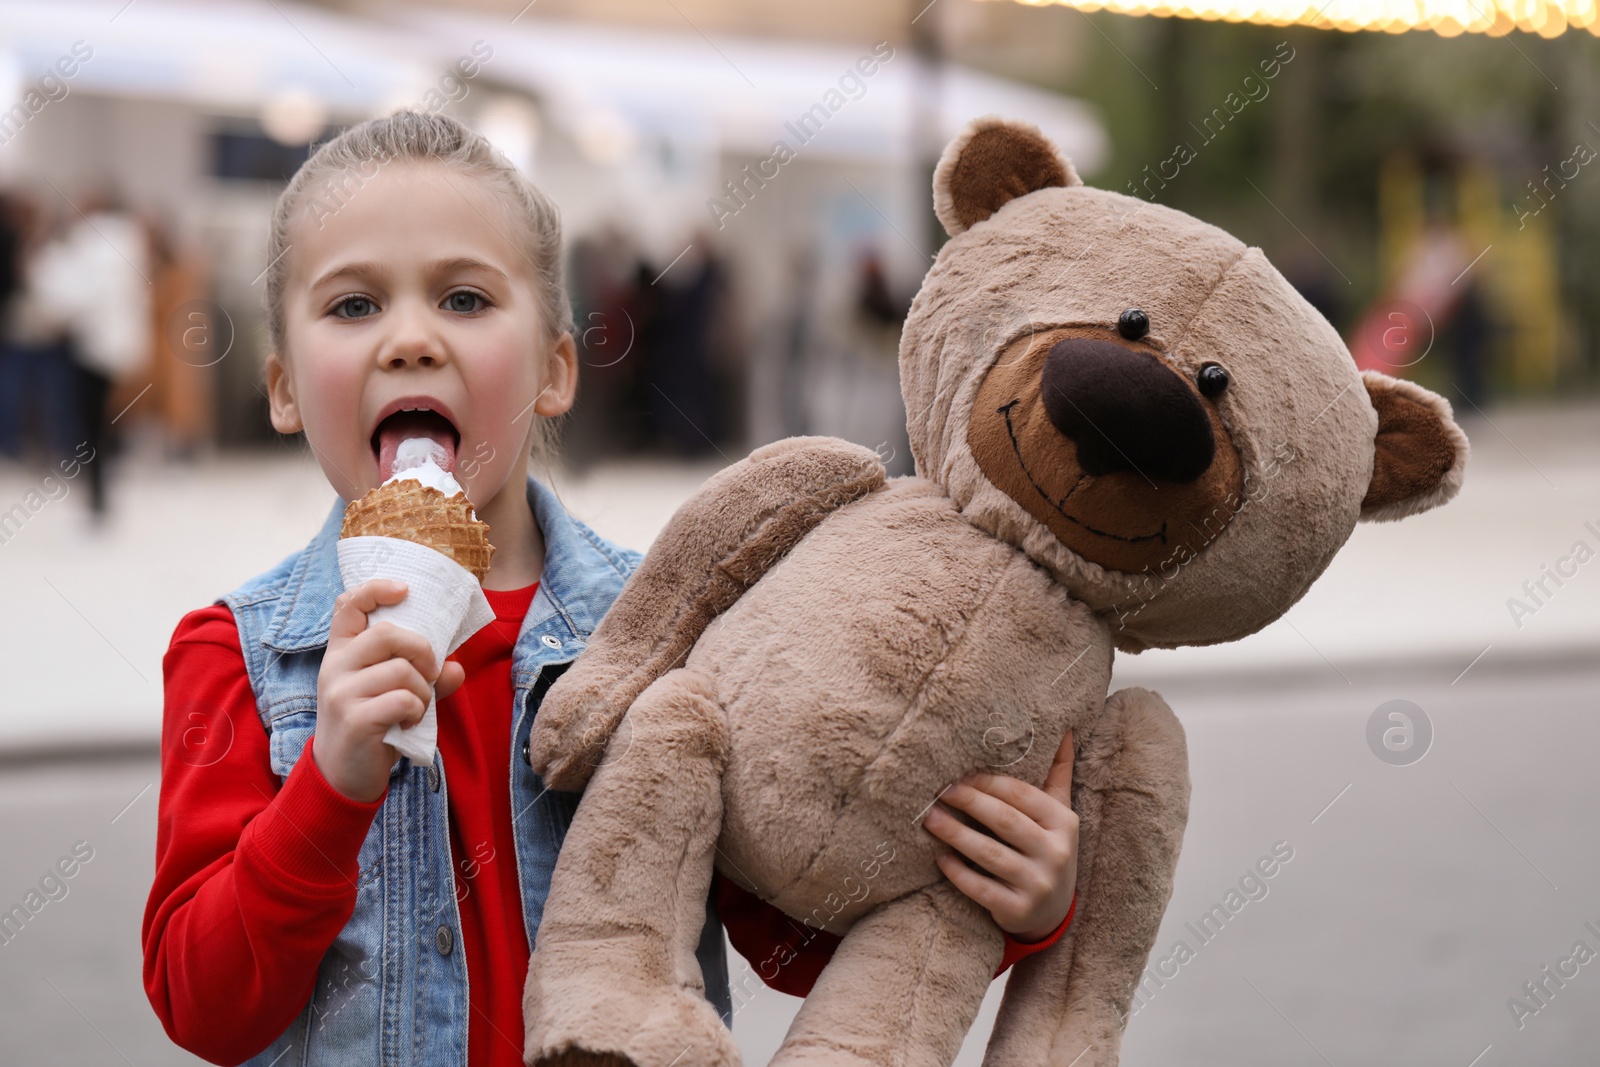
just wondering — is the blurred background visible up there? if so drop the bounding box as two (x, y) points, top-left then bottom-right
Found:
(1, 0), (1597, 1064)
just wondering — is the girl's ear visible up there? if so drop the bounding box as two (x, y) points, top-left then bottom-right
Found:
(533, 331), (579, 418)
(263, 352), (303, 434)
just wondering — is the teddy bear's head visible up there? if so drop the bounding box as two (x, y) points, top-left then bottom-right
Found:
(899, 116), (1468, 652)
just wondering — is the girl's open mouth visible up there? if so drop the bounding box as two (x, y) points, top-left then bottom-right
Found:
(371, 406), (461, 480)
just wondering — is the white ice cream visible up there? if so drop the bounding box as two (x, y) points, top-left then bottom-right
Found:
(386, 437), (467, 499)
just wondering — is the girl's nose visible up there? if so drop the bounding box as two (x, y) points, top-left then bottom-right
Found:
(377, 304), (449, 369)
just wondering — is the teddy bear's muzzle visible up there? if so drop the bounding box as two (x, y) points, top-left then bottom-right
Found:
(1040, 337), (1216, 483)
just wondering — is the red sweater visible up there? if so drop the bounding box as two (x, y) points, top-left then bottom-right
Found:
(143, 583), (1071, 1065)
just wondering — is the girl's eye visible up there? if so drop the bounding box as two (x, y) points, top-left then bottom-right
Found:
(332, 295), (377, 320)
(443, 290), (488, 314)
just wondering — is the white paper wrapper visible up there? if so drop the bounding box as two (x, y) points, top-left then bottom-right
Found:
(336, 535), (496, 765)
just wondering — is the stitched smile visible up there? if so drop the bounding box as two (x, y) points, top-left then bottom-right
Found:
(999, 399), (1168, 546)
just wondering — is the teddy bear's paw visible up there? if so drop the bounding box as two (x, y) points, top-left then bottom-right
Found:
(529, 685), (631, 790)
(530, 1048), (638, 1067)
(767, 1043), (880, 1067)
(530, 710), (635, 793)
(527, 983), (740, 1067)
(528, 724), (600, 791)
(628, 986), (743, 1067)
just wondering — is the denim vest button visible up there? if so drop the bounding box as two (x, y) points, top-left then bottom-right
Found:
(541, 634), (561, 649)
(427, 765), (441, 792)
(435, 926), (453, 955)
(521, 737), (532, 766)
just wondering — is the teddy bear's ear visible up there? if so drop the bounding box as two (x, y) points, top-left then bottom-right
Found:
(1359, 370), (1469, 522)
(934, 115), (1081, 237)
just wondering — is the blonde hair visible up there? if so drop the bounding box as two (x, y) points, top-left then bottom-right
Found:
(265, 109), (572, 459)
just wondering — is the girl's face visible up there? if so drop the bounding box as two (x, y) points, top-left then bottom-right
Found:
(265, 161), (574, 508)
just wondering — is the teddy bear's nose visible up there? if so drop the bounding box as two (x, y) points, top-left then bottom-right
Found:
(1041, 337), (1215, 483)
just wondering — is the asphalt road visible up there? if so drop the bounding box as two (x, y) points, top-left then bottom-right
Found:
(1, 652), (1595, 1066)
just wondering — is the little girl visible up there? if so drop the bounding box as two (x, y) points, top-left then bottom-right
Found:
(141, 110), (1080, 1067)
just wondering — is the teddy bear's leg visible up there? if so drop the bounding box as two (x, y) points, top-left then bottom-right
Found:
(981, 687), (1190, 1067)
(769, 880), (1005, 1067)
(522, 668), (740, 1067)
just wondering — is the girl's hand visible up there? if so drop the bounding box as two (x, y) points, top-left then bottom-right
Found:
(923, 728), (1079, 942)
(313, 578), (467, 802)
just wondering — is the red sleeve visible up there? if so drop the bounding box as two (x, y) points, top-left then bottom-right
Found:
(716, 873), (1077, 998)
(994, 892), (1076, 972)
(141, 605), (386, 1065)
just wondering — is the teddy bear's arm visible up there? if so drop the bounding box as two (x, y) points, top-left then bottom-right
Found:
(531, 435), (887, 791)
(982, 687), (1190, 1067)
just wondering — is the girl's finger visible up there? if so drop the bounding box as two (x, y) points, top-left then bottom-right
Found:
(358, 687), (428, 730)
(373, 621), (441, 680)
(934, 851), (1020, 915)
(1042, 728), (1075, 808)
(329, 580), (409, 643)
(345, 658), (433, 716)
(347, 621), (439, 679)
(435, 660), (466, 700)
(923, 804), (1031, 886)
(955, 773), (1071, 837)
(937, 779), (1049, 855)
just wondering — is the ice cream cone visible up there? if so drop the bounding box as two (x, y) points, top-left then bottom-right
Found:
(340, 478), (494, 582)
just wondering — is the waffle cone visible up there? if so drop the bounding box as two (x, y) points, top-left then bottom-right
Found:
(340, 479), (494, 582)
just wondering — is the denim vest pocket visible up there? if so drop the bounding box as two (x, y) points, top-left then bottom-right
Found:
(267, 709), (316, 780)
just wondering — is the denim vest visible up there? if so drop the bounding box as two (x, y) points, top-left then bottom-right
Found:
(220, 473), (732, 1067)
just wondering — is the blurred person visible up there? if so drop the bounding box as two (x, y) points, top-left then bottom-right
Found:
(0, 190), (27, 460)
(1347, 156), (1492, 397)
(639, 238), (732, 456)
(702, 233), (747, 451)
(857, 245), (906, 330)
(1444, 279), (1491, 409)
(142, 216), (216, 459)
(1347, 218), (1478, 381)
(29, 185), (152, 520)
(140, 110), (1079, 1067)
(2, 194), (83, 467)
(843, 247), (913, 476)
(0, 193), (19, 308)
(562, 224), (648, 464)
(1282, 247), (1345, 332)
(778, 244), (819, 437)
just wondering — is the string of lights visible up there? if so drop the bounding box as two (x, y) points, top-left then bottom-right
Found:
(1001, 0), (1593, 38)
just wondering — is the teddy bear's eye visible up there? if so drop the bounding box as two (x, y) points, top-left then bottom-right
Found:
(1197, 363), (1231, 398)
(1117, 308), (1149, 341)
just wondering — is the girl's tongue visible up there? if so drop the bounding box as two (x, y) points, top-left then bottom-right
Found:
(375, 409), (458, 481)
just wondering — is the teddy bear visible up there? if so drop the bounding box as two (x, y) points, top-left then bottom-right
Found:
(521, 116), (1469, 1067)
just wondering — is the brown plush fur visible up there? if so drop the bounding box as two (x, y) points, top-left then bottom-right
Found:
(523, 118), (1468, 1067)
(934, 116), (1080, 236)
(1359, 370), (1470, 521)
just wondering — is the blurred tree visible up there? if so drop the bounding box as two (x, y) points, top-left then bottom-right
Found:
(962, 5), (1598, 397)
